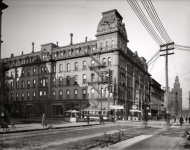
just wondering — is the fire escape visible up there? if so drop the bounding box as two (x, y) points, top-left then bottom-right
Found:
(86, 48), (109, 108)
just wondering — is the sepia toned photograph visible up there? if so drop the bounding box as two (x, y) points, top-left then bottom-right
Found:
(0, 0), (190, 149)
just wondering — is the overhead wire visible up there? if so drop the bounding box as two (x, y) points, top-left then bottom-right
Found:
(147, 0), (173, 43)
(169, 56), (178, 76)
(149, 52), (159, 72)
(147, 50), (160, 65)
(129, 0), (165, 45)
(141, 0), (172, 43)
(127, 0), (165, 45)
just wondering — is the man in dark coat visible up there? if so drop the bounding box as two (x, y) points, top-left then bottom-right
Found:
(87, 114), (90, 125)
(179, 116), (183, 126)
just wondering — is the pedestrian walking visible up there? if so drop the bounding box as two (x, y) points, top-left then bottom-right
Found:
(87, 114), (90, 125)
(99, 115), (102, 124)
(179, 116), (183, 126)
(42, 113), (47, 129)
(109, 114), (112, 123)
(112, 115), (115, 123)
(101, 115), (105, 124)
(186, 116), (188, 123)
(174, 117), (176, 122)
(188, 116), (190, 124)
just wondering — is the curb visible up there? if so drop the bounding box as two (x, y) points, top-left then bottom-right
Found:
(0, 123), (100, 134)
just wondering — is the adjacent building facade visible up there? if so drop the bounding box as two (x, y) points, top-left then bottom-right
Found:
(2, 9), (150, 120)
(149, 78), (165, 119)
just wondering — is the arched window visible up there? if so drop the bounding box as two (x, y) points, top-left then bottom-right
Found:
(111, 40), (115, 47)
(66, 76), (70, 85)
(59, 90), (63, 99)
(74, 62), (78, 70)
(21, 92), (24, 100)
(108, 57), (111, 65)
(68, 50), (72, 56)
(11, 82), (14, 89)
(59, 77), (63, 85)
(84, 48), (87, 54)
(92, 46), (96, 51)
(105, 41), (108, 48)
(59, 64), (63, 72)
(67, 63), (70, 71)
(52, 91), (56, 99)
(100, 42), (103, 50)
(82, 89), (87, 99)
(60, 51), (63, 58)
(53, 65), (56, 73)
(53, 77), (56, 86)
(91, 73), (95, 82)
(66, 90), (70, 99)
(91, 88), (95, 98)
(83, 74), (87, 84)
(33, 92), (36, 98)
(74, 89), (78, 99)
(27, 80), (30, 88)
(76, 49), (79, 55)
(22, 81), (25, 89)
(83, 61), (87, 70)
(91, 60), (95, 66)
(27, 92), (30, 100)
(16, 93), (19, 101)
(102, 58), (106, 65)
(11, 71), (14, 77)
(74, 75), (78, 85)
(11, 93), (13, 101)
(44, 67), (47, 73)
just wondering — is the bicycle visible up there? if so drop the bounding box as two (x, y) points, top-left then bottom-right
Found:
(7, 123), (17, 132)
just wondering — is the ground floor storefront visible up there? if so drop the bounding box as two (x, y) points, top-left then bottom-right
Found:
(4, 99), (134, 121)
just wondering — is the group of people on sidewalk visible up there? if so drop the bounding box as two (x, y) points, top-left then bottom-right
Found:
(179, 116), (190, 126)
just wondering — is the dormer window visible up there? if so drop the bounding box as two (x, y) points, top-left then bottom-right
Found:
(105, 41), (108, 49)
(76, 49), (79, 55)
(112, 40), (114, 47)
(100, 42), (103, 50)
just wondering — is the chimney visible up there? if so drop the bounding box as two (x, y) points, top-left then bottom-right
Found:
(32, 42), (34, 53)
(22, 51), (23, 55)
(56, 41), (58, 46)
(70, 33), (73, 45)
(85, 37), (87, 42)
(11, 54), (14, 58)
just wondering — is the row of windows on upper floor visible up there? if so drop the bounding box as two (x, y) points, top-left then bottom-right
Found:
(6, 58), (112, 78)
(7, 72), (112, 90)
(43, 40), (124, 60)
(7, 87), (134, 102)
(7, 89), (88, 101)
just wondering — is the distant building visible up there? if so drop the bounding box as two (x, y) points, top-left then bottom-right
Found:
(150, 78), (165, 119)
(2, 9), (150, 120)
(169, 76), (182, 118)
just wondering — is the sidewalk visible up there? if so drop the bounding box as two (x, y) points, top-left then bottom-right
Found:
(0, 118), (100, 134)
(103, 121), (186, 150)
(0, 118), (174, 134)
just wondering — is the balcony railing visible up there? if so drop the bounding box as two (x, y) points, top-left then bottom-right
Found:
(87, 78), (109, 85)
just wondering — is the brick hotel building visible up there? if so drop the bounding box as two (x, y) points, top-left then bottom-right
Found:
(1, 9), (150, 119)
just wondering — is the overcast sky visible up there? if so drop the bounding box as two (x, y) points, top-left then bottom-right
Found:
(2, 0), (190, 109)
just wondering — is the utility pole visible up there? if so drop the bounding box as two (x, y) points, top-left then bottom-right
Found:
(160, 42), (174, 128)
